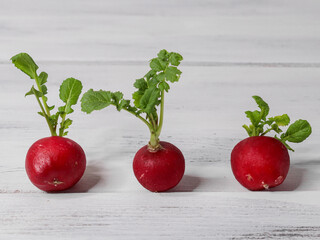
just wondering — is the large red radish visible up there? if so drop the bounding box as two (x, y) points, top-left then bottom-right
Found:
(26, 136), (86, 192)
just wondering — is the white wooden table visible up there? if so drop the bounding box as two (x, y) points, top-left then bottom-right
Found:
(1, 0), (320, 239)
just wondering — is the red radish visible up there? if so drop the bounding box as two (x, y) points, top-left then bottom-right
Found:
(231, 136), (289, 190)
(11, 53), (86, 192)
(231, 96), (311, 191)
(81, 49), (185, 192)
(26, 137), (86, 192)
(133, 141), (185, 192)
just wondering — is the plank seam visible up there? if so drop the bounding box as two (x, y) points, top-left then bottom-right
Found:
(2, 61), (320, 68)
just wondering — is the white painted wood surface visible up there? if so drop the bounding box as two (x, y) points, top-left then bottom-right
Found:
(1, 0), (320, 239)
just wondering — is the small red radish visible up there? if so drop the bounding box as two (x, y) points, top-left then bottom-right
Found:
(133, 141), (185, 192)
(11, 53), (86, 192)
(231, 136), (289, 190)
(231, 96), (311, 191)
(81, 49), (185, 192)
(26, 137), (86, 192)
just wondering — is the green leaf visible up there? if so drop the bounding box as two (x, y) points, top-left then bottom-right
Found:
(245, 110), (261, 127)
(62, 118), (72, 131)
(39, 72), (48, 85)
(271, 124), (282, 133)
(132, 91), (144, 108)
(81, 90), (137, 115)
(57, 114), (73, 137)
(118, 99), (131, 111)
(25, 86), (43, 98)
(133, 78), (148, 90)
(156, 72), (166, 82)
(48, 112), (60, 130)
(81, 89), (112, 114)
(48, 105), (55, 111)
(169, 52), (183, 66)
(282, 119), (312, 143)
(140, 87), (161, 114)
(112, 92), (131, 111)
(11, 53), (38, 79)
(11, 52), (85, 137)
(145, 70), (156, 80)
(165, 66), (182, 83)
(252, 95), (269, 120)
(112, 91), (124, 105)
(81, 50), (183, 141)
(150, 58), (164, 71)
(25, 87), (35, 97)
(157, 49), (169, 60)
(271, 114), (290, 126)
(148, 76), (159, 87)
(59, 78), (83, 114)
(58, 106), (65, 113)
(158, 81), (170, 92)
(243, 95), (312, 144)
(41, 85), (48, 95)
(38, 111), (45, 117)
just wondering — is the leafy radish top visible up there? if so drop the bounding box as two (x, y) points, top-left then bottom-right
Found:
(81, 49), (183, 150)
(11, 53), (83, 137)
(243, 96), (312, 151)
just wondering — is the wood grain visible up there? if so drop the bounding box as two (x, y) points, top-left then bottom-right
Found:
(0, 193), (320, 239)
(0, 0), (320, 63)
(1, 0), (320, 238)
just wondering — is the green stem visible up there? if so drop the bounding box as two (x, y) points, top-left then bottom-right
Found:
(149, 114), (157, 130)
(147, 90), (165, 150)
(242, 125), (251, 136)
(252, 127), (257, 136)
(156, 90), (164, 136)
(59, 114), (66, 137)
(35, 96), (56, 136)
(261, 128), (272, 136)
(149, 131), (159, 148)
(120, 106), (153, 132)
(35, 75), (51, 117)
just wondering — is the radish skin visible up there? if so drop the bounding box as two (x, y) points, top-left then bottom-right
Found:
(133, 141), (185, 192)
(231, 136), (290, 191)
(26, 136), (86, 192)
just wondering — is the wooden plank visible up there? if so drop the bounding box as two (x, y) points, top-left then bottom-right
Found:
(1, 1), (320, 238)
(1, 0), (320, 63)
(0, 192), (319, 239)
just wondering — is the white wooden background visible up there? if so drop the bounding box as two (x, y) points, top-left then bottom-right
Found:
(1, 0), (320, 239)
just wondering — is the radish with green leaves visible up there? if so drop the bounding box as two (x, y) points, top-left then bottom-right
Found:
(11, 53), (86, 192)
(231, 96), (312, 191)
(81, 50), (185, 192)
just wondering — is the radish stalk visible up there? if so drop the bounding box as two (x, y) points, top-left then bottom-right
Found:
(81, 49), (185, 192)
(81, 49), (183, 149)
(11, 52), (86, 192)
(231, 95), (312, 191)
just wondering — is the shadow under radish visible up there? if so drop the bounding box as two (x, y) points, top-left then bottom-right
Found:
(270, 166), (305, 191)
(293, 159), (320, 166)
(169, 174), (202, 192)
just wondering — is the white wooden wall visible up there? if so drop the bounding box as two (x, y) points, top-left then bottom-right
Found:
(1, 0), (320, 239)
